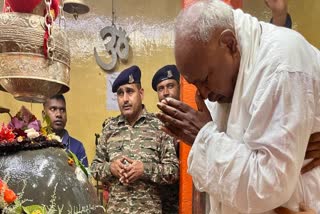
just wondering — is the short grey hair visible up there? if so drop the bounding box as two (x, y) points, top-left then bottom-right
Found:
(175, 0), (234, 43)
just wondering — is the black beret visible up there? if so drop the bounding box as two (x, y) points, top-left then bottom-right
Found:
(152, 65), (180, 91)
(112, 65), (141, 93)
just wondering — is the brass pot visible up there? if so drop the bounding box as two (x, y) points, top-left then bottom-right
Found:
(0, 12), (70, 103)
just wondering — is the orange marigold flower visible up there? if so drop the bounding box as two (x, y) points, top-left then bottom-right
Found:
(68, 158), (74, 166)
(4, 188), (17, 204)
(0, 179), (17, 204)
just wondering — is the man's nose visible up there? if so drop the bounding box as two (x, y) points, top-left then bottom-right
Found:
(123, 92), (129, 101)
(196, 84), (209, 100)
(55, 110), (62, 118)
(164, 87), (169, 96)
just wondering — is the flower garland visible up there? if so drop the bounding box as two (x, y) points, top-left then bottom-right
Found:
(0, 106), (63, 155)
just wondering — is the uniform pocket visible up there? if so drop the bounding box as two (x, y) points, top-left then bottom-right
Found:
(107, 140), (124, 161)
(139, 141), (160, 162)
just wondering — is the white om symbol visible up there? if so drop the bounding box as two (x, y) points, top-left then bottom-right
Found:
(94, 25), (129, 71)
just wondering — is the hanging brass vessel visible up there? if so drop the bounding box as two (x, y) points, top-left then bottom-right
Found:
(0, 106), (10, 114)
(63, 0), (90, 16)
(0, 12), (70, 103)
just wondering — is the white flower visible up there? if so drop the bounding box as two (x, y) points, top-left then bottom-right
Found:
(47, 133), (62, 142)
(24, 128), (40, 139)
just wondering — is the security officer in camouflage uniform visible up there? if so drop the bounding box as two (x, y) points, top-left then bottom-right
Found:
(90, 65), (179, 214)
(152, 65), (180, 214)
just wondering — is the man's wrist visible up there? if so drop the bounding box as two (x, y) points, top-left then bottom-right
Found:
(270, 13), (292, 28)
(271, 6), (288, 18)
(272, 11), (287, 20)
(105, 162), (113, 176)
(142, 162), (152, 180)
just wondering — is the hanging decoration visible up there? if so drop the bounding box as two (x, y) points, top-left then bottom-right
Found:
(94, 0), (129, 72)
(63, 0), (89, 20)
(0, 0), (70, 103)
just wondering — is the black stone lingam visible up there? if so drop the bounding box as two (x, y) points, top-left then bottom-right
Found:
(0, 146), (104, 213)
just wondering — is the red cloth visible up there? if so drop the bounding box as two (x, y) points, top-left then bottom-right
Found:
(103, 189), (109, 203)
(3, 0), (42, 13)
(3, 0), (60, 19)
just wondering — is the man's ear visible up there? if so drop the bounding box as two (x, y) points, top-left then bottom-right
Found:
(42, 110), (46, 119)
(140, 88), (144, 100)
(219, 29), (238, 54)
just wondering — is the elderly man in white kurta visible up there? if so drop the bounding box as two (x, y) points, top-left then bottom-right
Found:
(156, 0), (320, 213)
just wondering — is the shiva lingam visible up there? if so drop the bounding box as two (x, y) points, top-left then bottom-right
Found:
(0, 106), (104, 213)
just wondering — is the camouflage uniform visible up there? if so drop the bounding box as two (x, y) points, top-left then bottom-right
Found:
(90, 108), (179, 214)
(160, 138), (180, 214)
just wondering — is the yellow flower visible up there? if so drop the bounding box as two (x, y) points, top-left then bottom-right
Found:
(46, 133), (62, 142)
(17, 136), (23, 142)
(31, 210), (43, 214)
(40, 127), (47, 136)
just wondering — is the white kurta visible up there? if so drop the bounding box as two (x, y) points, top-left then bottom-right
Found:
(188, 9), (320, 214)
